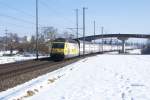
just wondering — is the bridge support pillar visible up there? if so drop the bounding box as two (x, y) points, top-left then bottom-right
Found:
(122, 39), (125, 53)
(117, 37), (128, 53)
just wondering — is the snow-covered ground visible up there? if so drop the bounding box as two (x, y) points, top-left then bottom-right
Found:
(0, 51), (18, 56)
(104, 49), (141, 55)
(0, 48), (139, 65)
(0, 54), (150, 100)
(0, 51), (48, 64)
(0, 56), (37, 64)
(126, 49), (142, 54)
(0, 55), (48, 64)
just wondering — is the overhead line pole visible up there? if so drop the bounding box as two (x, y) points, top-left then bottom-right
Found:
(76, 9), (79, 39)
(83, 7), (87, 56)
(94, 20), (95, 43)
(36, 0), (39, 60)
(5, 28), (8, 52)
(101, 26), (104, 53)
(93, 21), (96, 53)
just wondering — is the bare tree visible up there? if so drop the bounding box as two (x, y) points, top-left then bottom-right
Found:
(41, 26), (58, 41)
(22, 36), (28, 43)
(63, 31), (75, 39)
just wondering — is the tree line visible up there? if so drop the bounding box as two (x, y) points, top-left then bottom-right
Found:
(0, 26), (75, 56)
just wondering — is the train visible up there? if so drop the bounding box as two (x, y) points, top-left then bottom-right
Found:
(50, 38), (123, 61)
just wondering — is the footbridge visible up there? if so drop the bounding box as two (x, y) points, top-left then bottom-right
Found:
(78, 34), (150, 53)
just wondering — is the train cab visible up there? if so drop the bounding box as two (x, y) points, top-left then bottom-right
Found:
(50, 38), (79, 61)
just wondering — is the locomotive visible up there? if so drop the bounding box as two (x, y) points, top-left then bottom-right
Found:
(50, 38), (119, 61)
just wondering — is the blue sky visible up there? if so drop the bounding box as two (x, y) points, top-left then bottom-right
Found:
(0, 0), (150, 37)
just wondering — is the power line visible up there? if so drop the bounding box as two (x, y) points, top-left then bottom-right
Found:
(39, 0), (74, 24)
(0, 1), (45, 27)
(0, 13), (35, 25)
(0, 1), (35, 18)
(0, 21), (33, 29)
(0, 13), (45, 27)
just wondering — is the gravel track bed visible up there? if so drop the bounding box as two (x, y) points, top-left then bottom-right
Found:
(0, 57), (81, 92)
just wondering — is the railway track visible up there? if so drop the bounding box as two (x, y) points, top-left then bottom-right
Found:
(0, 57), (82, 92)
(0, 51), (117, 92)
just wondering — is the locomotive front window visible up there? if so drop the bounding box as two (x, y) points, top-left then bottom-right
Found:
(52, 43), (64, 48)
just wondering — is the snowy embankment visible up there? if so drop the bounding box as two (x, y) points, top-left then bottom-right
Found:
(0, 55), (47, 64)
(0, 51), (18, 56)
(0, 51), (48, 64)
(1, 54), (150, 100)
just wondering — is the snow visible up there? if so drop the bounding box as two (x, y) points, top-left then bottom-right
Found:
(0, 51), (18, 56)
(126, 49), (142, 54)
(0, 55), (47, 64)
(0, 51), (48, 64)
(105, 49), (142, 55)
(1, 54), (150, 100)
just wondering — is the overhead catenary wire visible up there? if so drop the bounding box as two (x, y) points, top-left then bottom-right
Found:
(0, 14), (36, 35)
(39, 0), (74, 24)
(0, 13), (35, 25)
(2, 28), (31, 37)
(0, 0), (77, 35)
(4, 0), (52, 25)
(0, 21), (34, 29)
(0, 1), (52, 38)
(0, 1), (35, 18)
(0, 1), (46, 27)
(0, 13), (45, 27)
(0, 0), (79, 37)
